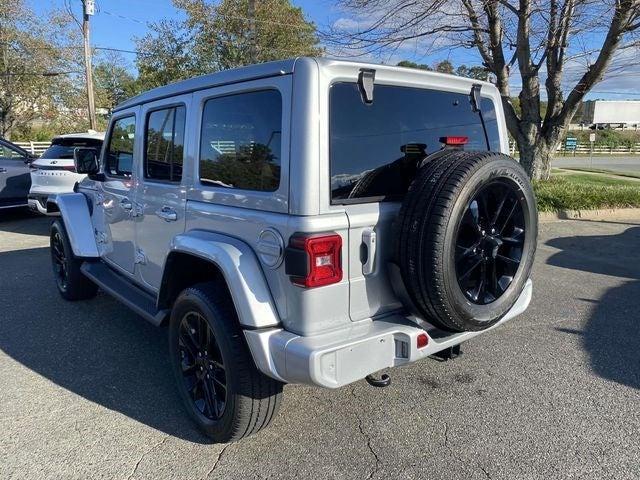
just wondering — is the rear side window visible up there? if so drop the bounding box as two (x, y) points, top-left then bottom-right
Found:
(145, 106), (186, 182)
(41, 138), (103, 160)
(330, 83), (501, 202)
(199, 89), (282, 192)
(106, 116), (136, 177)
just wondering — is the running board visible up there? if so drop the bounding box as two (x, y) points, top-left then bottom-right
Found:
(81, 262), (168, 326)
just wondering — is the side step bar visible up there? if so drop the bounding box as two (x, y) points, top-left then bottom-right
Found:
(81, 262), (168, 326)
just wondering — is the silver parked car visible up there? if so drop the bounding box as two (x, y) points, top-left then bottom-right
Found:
(49, 58), (537, 442)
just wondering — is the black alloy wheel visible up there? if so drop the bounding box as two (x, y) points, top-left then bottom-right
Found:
(51, 230), (69, 291)
(454, 179), (526, 305)
(178, 311), (227, 421)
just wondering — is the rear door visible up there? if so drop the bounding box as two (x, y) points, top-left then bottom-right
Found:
(135, 95), (191, 290)
(0, 142), (30, 206)
(101, 113), (139, 274)
(328, 81), (501, 321)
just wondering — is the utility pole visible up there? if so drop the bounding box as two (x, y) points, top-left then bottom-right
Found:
(247, 0), (256, 63)
(82, 0), (97, 130)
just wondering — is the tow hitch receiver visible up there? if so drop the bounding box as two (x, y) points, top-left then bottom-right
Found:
(429, 344), (462, 362)
(365, 373), (391, 388)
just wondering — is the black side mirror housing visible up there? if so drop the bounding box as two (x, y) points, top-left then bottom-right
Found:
(74, 147), (100, 175)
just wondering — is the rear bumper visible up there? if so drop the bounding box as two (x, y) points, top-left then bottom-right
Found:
(245, 279), (532, 388)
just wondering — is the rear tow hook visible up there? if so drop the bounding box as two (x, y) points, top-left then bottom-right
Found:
(365, 373), (391, 388)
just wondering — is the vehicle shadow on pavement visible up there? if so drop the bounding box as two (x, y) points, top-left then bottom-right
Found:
(0, 245), (211, 443)
(0, 209), (51, 236)
(546, 226), (640, 390)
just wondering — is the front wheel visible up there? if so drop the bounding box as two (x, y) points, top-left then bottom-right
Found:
(169, 282), (283, 443)
(50, 220), (98, 301)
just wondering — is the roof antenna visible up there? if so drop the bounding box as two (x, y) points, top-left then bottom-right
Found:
(358, 68), (376, 104)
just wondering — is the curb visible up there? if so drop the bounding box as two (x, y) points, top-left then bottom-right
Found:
(538, 207), (640, 222)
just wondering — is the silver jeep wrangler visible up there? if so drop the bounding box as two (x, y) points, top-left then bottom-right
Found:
(49, 58), (537, 442)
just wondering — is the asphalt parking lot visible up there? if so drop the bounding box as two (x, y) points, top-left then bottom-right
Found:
(1, 210), (639, 480)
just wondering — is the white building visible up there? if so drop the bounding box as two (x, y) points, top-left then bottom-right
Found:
(582, 100), (640, 128)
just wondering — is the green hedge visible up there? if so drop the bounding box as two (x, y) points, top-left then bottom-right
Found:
(567, 129), (640, 148)
(534, 175), (640, 212)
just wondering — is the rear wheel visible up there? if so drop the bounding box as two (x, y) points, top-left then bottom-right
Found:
(50, 220), (98, 301)
(169, 282), (283, 443)
(394, 151), (537, 332)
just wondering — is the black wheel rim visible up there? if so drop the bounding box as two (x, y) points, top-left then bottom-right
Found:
(454, 179), (526, 306)
(51, 231), (68, 290)
(178, 312), (227, 420)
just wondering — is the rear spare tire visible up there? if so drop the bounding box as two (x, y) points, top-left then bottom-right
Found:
(394, 151), (537, 332)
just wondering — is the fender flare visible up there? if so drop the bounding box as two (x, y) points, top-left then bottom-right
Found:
(49, 193), (99, 258)
(161, 230), (281, 329)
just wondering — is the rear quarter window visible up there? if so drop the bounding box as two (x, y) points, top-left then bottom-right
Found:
(199, 89), (282, 192)
(330, 82), (501, 203)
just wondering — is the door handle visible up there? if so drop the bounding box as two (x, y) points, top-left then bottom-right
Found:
(120, 198), (133, 211)
(156, 206), (177, 222)
(362, 228), (377, 275)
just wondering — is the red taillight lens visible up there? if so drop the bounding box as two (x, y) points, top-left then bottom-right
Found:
(63, 165), (76, 172)
(440, 136), (469, 146)
(417, 333), (429, 349)
(286, 233), (343, 288)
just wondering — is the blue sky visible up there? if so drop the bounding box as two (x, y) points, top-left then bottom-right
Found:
(31, 0), (640, 100)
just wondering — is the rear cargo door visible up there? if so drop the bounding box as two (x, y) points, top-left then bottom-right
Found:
(329, 81), (503, 321)
(343, 202), (403, 321)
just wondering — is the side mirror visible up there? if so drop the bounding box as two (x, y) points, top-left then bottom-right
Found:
(74, 147), (99, 175)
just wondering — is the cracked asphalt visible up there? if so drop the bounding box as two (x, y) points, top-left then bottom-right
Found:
(1, 210), (639, 480)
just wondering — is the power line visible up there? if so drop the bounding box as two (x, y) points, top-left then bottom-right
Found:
(97, 8), (318, 31)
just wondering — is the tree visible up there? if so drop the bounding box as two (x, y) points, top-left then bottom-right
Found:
(136, 0), (323, 89)
(435, 59), (454, 74)
(330, 0), (640, 179)
(456, 64), (490, 81)
(396, 60), (432, 70)
(93, 53), (139, 110)
(136, 19), (200, 91)
(0, 0), (75, 139)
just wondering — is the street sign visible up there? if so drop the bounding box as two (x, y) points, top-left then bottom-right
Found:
(85, 0), (95, 15)
(589, 133), (596, 142)
(565, 137), (577, 150)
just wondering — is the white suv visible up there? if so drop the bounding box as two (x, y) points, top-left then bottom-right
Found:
(28, 132), (104, 214)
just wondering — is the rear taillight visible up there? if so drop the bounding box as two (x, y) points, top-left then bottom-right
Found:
(440, 136), (469, 146)
(63, 165), (76, 172)
(285, 233), (343, 288)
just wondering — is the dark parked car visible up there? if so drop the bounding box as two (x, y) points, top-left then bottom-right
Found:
(0, 138), (35, 210)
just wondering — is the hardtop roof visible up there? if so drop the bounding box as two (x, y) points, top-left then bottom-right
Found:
(113, 57), (495, 113)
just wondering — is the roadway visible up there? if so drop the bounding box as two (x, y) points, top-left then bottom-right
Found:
(552, 155), (640, 174)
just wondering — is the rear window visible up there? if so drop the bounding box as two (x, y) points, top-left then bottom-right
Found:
(330, 83), (501, 203)
(41, 138), (103, 160)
